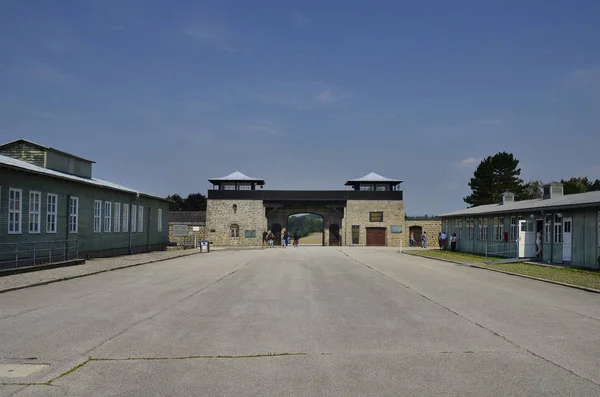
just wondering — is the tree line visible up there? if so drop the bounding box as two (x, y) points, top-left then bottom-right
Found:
(464, 152), (600, 207)
(287, 215), (324, 238)
(165, 193), (207, 211)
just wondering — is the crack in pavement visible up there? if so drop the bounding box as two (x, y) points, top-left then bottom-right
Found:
(81, 259), (255, 357)
(338, 249), (600, 389)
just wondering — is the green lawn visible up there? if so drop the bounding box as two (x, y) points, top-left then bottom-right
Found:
(406, 250), (600, 291)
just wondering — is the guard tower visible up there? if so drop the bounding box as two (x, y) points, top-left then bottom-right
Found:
(208, 171), (265, 191)
(344, 172), (403, 191)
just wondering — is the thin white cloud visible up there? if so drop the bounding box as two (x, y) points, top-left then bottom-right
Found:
(460, 157), (482, 166)
(182, 22), (250, 54)
(290, 10), (311, 28)
(23, 61), (74, 84)
(314, 88), (353, 104)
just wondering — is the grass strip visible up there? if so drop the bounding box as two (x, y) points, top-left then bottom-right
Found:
(406, 250), (600, 290)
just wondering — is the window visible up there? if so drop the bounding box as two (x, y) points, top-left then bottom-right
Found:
(510, 217), (517, 241)
(466, 219), (472, 239)
(498, 217), (504, 241)
(237, 184), (251, 190)
(456, 219), (462, 238)
(544, 215), (552, 243)
(9, 188), (23, 234)
(230, 224), (239, 238)
(46, 193), (57, 233)
(352, 225), (360, 244)
(69, 197), (79, 233)
(359, 184), (374, 191)
(157, 208), (163, 232)
(94, 200), (102, 232)
(493, 217), (499, 240)
(482, 218), (488, 240)
(138, 206), (144, 232)
(369, 211), (383, 222)
(123, 204), (129, 232)
(29, 191), (41, 233)
(114, 203), (121, 232)
(376, 184), (389, 191)
(478, 218), (483, 239)
(104, 202), (112, 232)
(223, 183), (235, 190)
(554, 214), (562, 244)
(131, 205), (137, 232)
(598, 212), (600, 247)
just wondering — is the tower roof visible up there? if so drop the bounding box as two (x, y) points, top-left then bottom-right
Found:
(344, 172), (402, 186)
(208, 171), (265, 185)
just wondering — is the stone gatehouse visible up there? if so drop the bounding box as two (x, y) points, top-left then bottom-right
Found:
(206, 171), (407, 247)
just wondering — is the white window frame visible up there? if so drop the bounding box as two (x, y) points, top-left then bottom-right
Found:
(478, 218), (483, 240)
(114, 203), (121, 233)
(29, 191), (41, 234)
(104, 202), (112, 232)
(237, 184), (251, 191)
(46, 193), (58, 233)
(482, 218), (488, 240)
(123, 203), (129, 233)
(468, 219), (473, 239)
(138, 206), (144, 232)
(455, 218), (462, 238)
(94, 200), (102, 233)
(131, 205), (137, 232)
(9, 188), (23, 234)
(157, 208), (163, 232)
(498, 217), (504, 241)
(230, 224), (240, 238)
(69, 197), (79, 233)
(509, 217), (516, 241)
(544, 215), (552, 243)
(554, 214), (562, 244)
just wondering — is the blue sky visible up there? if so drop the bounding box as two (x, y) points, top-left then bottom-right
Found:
(1, 0), (599, 215)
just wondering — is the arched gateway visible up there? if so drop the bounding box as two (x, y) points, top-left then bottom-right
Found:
(206, 171), (405, 247)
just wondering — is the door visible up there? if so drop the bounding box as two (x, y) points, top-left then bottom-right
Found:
(271, 223), (282, 246)
(329, 224), (340, 246)
(562, 218), (572, 262)
(366, 227), (386, 246)
(409, 226), (422, 245)
(518, 220), (536, 258)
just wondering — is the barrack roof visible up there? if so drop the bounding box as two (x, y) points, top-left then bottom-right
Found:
(440, 190), (600, 217)
(0, 138), (95, 163)
(0, 154), (168, 202)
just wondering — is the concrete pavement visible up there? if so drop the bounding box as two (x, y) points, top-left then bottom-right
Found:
(1, 247), (599, 396)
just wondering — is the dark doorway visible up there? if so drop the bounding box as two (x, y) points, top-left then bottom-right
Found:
(271, 223), (282, 246)
(536, 220), (543, 233)
(329, 224), (341, 246)
(409, 226), (423, 245)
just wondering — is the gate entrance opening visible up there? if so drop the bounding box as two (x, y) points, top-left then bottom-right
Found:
(287, 213), (324, 246)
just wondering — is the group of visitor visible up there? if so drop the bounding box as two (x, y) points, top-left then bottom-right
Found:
(409, 231), (458, 251)
(262, 230), (299, 248)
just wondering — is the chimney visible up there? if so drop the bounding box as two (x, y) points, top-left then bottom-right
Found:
(500, 192), (515, 205)
(542, 182), (564, 200)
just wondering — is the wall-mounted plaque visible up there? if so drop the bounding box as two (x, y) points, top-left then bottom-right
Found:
(391, 225), (402, 233)
(172, 224), (189, 237)
(245, 230), (257, 238)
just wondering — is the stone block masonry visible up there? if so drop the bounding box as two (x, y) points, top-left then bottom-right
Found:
(206, 200), (267, 247)
(343, 200), (405, 247)
(404, 219), (442, 246)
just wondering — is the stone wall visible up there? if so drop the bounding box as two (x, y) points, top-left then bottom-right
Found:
(206, 199), (267, 247)
(168, 223), (207, 246)
(343, 200), (405, 247)
(404, 219), (442, 246)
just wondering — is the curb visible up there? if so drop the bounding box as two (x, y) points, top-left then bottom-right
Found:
(402, 251), (600, 294)
(0, 251), (201, 294)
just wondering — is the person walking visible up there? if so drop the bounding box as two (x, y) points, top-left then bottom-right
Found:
(441, 231), (447, 250)
(262, 231), (268, 247)
(536, 231), (542, 258)
(410, 232), (415, 247)
(421, 232), (427, 248)
(450, 233), (457, 252)
(293, 232), (299, 247)
(438, 233), (443, 250)
(283, 230), (289, 248)
(268, 232), (274, 248)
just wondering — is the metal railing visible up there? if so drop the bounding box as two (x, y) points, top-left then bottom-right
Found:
(484, 242), (518, 262)
(0, 240), (79, 270)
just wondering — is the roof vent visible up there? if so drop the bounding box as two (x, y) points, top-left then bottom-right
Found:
(500, 192), (515, 205)
(542, 182), (563, 200)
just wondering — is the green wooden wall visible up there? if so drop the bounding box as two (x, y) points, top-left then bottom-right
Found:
(0, 168), (169, 258)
